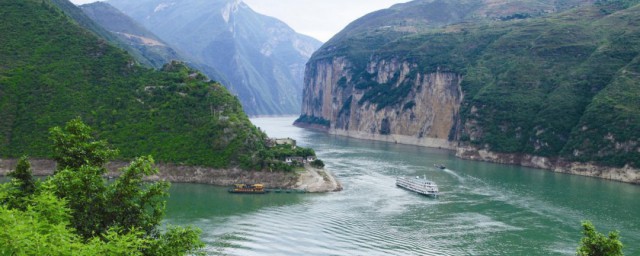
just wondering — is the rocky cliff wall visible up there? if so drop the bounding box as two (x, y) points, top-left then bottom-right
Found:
(298, 57), (640, 185)
(300, 57), (463, 149)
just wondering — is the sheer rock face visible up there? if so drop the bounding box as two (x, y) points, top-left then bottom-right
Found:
(301, 57), (463, 149)
(296, 0), (640, 183)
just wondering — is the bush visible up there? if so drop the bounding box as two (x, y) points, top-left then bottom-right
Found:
(310, 159), (325, 168)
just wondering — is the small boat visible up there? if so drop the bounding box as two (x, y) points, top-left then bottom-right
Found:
(396, 176), (439, 197)
(434, 164), (446, 169)
(228, 183), (268, 194)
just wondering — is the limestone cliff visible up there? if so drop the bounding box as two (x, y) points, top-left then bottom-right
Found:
(298, 57), (463, 149)
(296, 0), (640, 184)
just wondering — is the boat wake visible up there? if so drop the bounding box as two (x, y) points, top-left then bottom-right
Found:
(441, 168), (465, 182)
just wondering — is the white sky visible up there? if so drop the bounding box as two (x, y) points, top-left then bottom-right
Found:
(69, 0), (411, 42)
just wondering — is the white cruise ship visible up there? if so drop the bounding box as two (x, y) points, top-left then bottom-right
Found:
(396, 176), (439, 197)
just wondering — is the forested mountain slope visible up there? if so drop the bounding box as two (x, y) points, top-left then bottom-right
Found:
(298, 0), (640, 170)
(0, 0), (267, 169)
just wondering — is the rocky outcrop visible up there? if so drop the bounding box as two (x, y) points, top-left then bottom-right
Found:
(456, 146), (640, 184)
(0, 159), (341, 193)
(299, 57), (463, 149)
(295, 164), (342, 192)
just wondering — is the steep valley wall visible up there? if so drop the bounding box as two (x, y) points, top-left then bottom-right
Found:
(298, 57), (463, 149)
(297, 57), (640, 184)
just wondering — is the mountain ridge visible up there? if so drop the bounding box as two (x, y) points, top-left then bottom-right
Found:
(107, 0), (322, 115)
(78, 1), (182, 69)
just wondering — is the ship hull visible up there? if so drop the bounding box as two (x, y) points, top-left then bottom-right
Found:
(396, 176), (439, 197)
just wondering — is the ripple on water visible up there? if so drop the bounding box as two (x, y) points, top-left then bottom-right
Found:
(167, 117), (640, 256)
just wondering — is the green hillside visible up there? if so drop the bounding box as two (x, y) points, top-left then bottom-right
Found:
(305, 0), (640, 167)
(107, 0), (323, 116)
(0, 0), (269, 168)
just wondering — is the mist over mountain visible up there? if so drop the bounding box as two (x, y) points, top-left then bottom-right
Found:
(107, 0), (323, 116)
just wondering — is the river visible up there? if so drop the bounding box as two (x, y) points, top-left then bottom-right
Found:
(165, 116), (640, 255)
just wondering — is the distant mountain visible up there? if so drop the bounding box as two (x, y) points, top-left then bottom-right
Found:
(107, 0), (323, 116)
(48, 0), (169, 69)
(0, 0), (267, 168)
(298, 0), (640, 172)
(78, 2), (182, 69)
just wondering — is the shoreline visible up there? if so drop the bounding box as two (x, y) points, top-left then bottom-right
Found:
(293, 123), (640, 185)
(0, 159), (342, 193)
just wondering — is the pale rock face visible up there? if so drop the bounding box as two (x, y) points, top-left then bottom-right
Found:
(300, 57), (640, 184)
(454, 146), (640, 184)
(221, 0), (242, 23)
(260, 25), (315, 58)
(153, 2), (174, 13)
(301, 57), (464, 149)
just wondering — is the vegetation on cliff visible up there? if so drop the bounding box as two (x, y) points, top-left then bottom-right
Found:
(0, 120), (203, 255)
(301, 0), (640, 168)
(294, 114), (331, 128)
(0, 0), (318, 171)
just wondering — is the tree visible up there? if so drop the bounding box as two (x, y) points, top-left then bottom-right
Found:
(7, 156), (36, 195)
(0, 190), (157, 256)
(49, 118), (118, 171)
(103, 156), (170, 235)
(44, 119), (204, 254)
(2, 156), (37, 210)
(577, 220), (624, 256)
(49, 164), (109, 238)
(1, 119), (203, 255)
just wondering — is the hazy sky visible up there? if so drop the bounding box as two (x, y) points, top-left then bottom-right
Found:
(68, 0), (411, 42)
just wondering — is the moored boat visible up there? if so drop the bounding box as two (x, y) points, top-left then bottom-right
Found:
(396, 176), (438, 197)
(228, 183), (268, 194)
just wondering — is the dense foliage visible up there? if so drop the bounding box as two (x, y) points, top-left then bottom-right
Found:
(0, 119), (204, 255)
(577, 220), (624, 256)
(0, 0), (269, 169)
(295, 114), (331, 127)
(310, 159), (325, 168)
(306, 0), (640, 167)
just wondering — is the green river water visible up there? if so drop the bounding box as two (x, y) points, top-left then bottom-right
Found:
(162, 116), (639, 255)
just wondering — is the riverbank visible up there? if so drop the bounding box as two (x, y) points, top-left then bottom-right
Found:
(0, 159), (342, 193)
(293, 123), (640, 185)
(456, 146), (640, 185)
